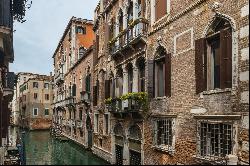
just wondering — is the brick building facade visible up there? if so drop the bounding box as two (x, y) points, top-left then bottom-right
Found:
(52, 0), (249, 165)
(52, 17), (95, 148)
(18, 74), (53, 130)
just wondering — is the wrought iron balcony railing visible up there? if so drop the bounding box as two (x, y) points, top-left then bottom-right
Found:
(109, 18), (148, 55)
(54, 72), (64, 84)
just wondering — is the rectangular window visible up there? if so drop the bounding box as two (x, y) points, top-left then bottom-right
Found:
(104, 114), (109, 135)
(33, 108), (38, 116)
(79, 110), (82, 120)
(94, 114), (99, 133)
(199, 122), (232, 158)
(33, 82), (38, 88)
(45, 108), (49, 116)
(155, 0), (168, 21)
(23, 95), (26, 101)
(153, 119), (173, 150)
(44, 83), (49, 89)
(45, 94), (49, 100)
(34, 93), (38, 100)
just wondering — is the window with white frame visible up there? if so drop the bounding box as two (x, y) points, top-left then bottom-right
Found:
(94, 114), (99, 133)
(198, 121), (233, 159)
(33, 108), (38, 116)
(153, 118), (174, 151)
(44, 83), (49, 89)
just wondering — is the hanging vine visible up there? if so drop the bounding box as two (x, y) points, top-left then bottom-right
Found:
(12, 0), (32, 23)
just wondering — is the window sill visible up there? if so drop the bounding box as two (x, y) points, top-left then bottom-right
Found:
(201, 88), (232, 96)
(152, 145), (174, 154)
(193, 155), (228, 164)
(154, 96), (168, 100)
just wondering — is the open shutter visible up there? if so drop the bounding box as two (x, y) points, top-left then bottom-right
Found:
(105, 80), (111, 99)
(220, 29), (232, 89)
(195, 38), (207, 94)
(147, 60), (155, 98)
(155, 0), (167, 21)
(165, 53), (171, 97)
(93, 86), (97, 106)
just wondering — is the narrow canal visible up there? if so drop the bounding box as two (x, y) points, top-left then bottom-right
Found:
(10, 127), (109, 165)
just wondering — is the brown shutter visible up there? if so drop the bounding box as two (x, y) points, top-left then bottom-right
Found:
(220, 29), (232, 89)
(155, 0), (167, 21)
(105, 80), (110, 99)
(141, 0), (146, 17)
(195, 38), (207, 94)
(147, 60), (155, 98)
(93, 86), (97, 106)
(165, 53), (171, 97)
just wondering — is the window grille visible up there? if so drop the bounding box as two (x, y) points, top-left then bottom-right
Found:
(199, 122), (232, 160)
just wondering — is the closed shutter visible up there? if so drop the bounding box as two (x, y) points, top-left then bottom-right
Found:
(72, 84), (76, 96)
(220, 29), (232, 89)
(93, 86), (97, 106)
(165, 53), (171, 97)
(105, 80), (111, 99)
(141, 0), (146, 17)
(155, 0), (167, 21)
(147, 60), (155, 98)
(195, 38), (207, 94)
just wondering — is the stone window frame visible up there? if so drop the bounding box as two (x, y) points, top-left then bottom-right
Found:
(33, 108), (39, 116)
(45, 94), (49, 101)
(152, 117), (176, 154)
(103, 113), (110, 136)
(150, 0), (171, 25)
(173, 27), (194, 56)
(44, 83), (49, 89)
(194, 116), (240, 165)
(94, 113), (99, 133)
(33, 82), (39, 88)
(200, 13), (238, 96)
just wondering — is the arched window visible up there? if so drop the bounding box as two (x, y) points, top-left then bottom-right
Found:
(127, 63), (133, 93)
(127, 1), (133, 25)
(195, 17), (232, 93)
(128, 125), (142, 140)
(154, 47), (171, 97)
(79, 47), (86, 59)
(77, 26), (86, 34)
(114, 123), (124, 136)
(138, 58), (145, 92)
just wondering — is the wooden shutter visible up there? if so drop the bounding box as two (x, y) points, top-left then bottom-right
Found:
(195, 38), (207, 94)
(105, 23), (110, 50)
(141, 0), (146, 17)
(105, 80), (111, 99)
(155, 0), (167, 21)
(93, 86), (97, 106)
(220, 29), (232, 89)
(147, 60), (155, 98)
(165, 53), (171, 97)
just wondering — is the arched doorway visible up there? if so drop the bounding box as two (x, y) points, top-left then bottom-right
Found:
(114, 123), (124, 165)
(86, 115), (92, 148)
(128, 125), (142, 165)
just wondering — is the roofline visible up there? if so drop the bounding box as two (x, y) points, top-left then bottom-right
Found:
(52, 16), (94, 59)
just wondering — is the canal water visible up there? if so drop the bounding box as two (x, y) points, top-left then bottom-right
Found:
(10, 127), (109, 165)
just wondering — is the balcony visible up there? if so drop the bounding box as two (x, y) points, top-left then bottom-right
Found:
(109, 18), (148, 57)
(54, 72), (64, 84)
(105, 92), (148, 115)
(65, 96), (76, 108)
(80, 91), (91, 104)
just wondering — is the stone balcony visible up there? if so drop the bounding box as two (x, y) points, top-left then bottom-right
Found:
(54, 72), (64, 84)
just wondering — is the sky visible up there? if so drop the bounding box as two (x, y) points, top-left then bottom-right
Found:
(10, 0), (99, 75)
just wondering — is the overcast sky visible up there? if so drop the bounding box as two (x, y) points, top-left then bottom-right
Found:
(10, 0), (99, 75)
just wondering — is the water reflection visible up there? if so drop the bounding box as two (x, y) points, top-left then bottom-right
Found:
(10, 128), (108, 165)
